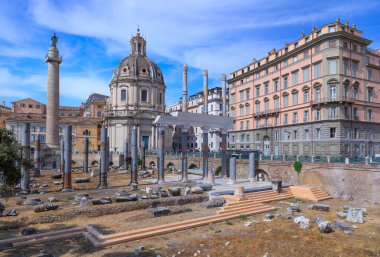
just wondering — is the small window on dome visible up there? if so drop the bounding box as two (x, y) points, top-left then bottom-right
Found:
(123, 68), (127, 72)
(142, 68), (146, 73)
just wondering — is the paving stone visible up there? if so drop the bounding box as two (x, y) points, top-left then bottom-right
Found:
(115, 190), (130, 197)
(146, 207), (171, 217)
(201, 197), (225, 208)
(25, 198), (42, 205)
(46, 204), (59, 211)
(318, 221), (333, 233)
(346, 208), (365, 223)
(115, 194), (138, 202)
(74, 177), (91, 183)
(21, 227), (37, 236)
(308, 204), (330, 212)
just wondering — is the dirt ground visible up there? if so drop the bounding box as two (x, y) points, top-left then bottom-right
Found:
(0, 170), (380, 257)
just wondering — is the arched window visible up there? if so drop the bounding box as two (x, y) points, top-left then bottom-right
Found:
(141, 89), (148, 102)
(121, 89), (127, 101)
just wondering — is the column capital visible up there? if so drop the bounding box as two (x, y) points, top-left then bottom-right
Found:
(202, 126), (210, 131)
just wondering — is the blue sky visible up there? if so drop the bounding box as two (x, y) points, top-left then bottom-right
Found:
(0, 0), (379, 107)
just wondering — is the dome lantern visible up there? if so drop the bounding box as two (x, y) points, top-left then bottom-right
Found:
(130, 28), (147, 57)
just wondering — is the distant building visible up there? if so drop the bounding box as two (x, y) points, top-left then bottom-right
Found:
(167, 86), (229, 152)
(0, 101), (11, 128)
(228, 20), (380, 157)
(80, 93), (108, 118)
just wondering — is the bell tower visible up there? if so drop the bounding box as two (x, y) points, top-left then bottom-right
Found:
(130, 28), (147, 56)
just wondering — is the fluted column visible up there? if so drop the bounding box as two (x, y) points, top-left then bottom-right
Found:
(203, 69), (208, 114)
(130, 125), (138, 185)
(20, 123), (30, 193)
(60, 139), (64, 173)
(222, 73), (227, 116)
(182, 64), (188, 112)
(181, 126), (189, 182)
(99, 127), (108, 188)
(202, 126), (210, 179)
(34, 134), (41, 177)
(123, 140), (128, 169)
(158, 126), (165, 184)
(83, 137), (89, 173)
(221, 129), (227, 177)
(62, 125), (73, 191)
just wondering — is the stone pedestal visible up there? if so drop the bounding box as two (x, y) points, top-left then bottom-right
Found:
(327, 156), (331, 163)
(345, 157), (349, 164)
(271, 179), (282, 193)
(234, 186), (246, 200)
(208, 170), (215, 185)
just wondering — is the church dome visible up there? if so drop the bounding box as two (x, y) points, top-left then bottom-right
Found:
(112, 30), (164, 83)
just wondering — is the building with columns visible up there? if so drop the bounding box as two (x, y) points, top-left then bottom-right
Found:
(105, 30), (171, 153)
(166, 66), (229, 152)
(228, 19), (380, 157)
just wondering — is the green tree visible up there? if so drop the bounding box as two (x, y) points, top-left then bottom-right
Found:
(0, 128), (33, 198)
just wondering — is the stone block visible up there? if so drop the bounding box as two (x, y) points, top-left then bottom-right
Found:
(333, 220), (356, 234)
(294, 216), (306, 224)
(159, 190), (169, 198)
(201, 197), (225, 208)
(184, 187), (191, 196)
(75, 193), (90, 201)
(48, 197), (59, 202)
(168, 187), (181, 197)
(318, 221), (333, 233)
(287, 203), (300, 214)
(335, 212), (348, 218)
(46, 204), (59, 211)
(74, 177), (91, 183)
(346, 208), (365, 224)
(21, 227), (37, 236)
(191, 187), (204, 194)
(6, 209), (17, 216)
(51, 174), (63, 179)
(146, 207), (171, 217)
(33, 204), (46, 213)
(25, 198), (42, 205)
(197, 183), (213, 191)
(92, 197), (112, 205)
(80, 197), (89, 208)
(300, 218), (310, 229)
(308, 204), (330, 212)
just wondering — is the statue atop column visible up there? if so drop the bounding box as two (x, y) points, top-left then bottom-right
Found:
(51, 33), (58, 47)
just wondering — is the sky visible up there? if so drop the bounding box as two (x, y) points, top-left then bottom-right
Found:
(0, 0), (379, 107)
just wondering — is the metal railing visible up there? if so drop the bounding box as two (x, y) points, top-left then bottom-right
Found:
(311, 96), (354, 105)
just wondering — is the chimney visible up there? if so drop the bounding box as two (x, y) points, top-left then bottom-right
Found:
(203, 69), (208, 114)
(2, 101), (5, 107)
(221, 74), (227, 116)
(336, 18), (340, 23)
(345, 21), (349, 26)
(182, 64), (188, 112)
(352, 23), (356, 29)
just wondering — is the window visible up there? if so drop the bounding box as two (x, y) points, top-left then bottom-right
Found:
(303, 50), (309, 58)
(283, 59), (288, 67)
(246, 90), (250, 100)
(264, 118), (269, 127)
(240, 106), (244, 116)
(40, 126), (46, 132)
(255, 102), (260, 113)
(328, 26), (336, 33)
(343, 59), (349, 75)
(283, 76), (288, 89)
(293, 112), (298, 124)
(314, 63), (321, 78)
(246, 120), (250, 130)
(245, 105), (250, 115)
(293, 56), (298, 63)
(284, 114), (288, 125)
(28, 104), (33, 108)
(303, 67), (309, 82)
(292, 92), (298, 105)
(368, 88), (373, 102)
(274, 98), (279, 109)
(315, 109), (321, 121)
(315, 44), (321, 52)
(20, 103), (25, 108)
(159, 93), (162, 104)
(294, 42), (299, 48)
(329, 40), (336, 48)
(283, 95), (288, 107)
(329, 84), (337, 100)
(330, 128), (336, 138)
(265, 69), (269, 75)
(316, 128), (321, 139)
(256, 87), (260, 97)
(304, 129), (309, 139)
(329, 107), (337, 119)
(368, 109), (373, 121)
(353, 44), (358, 52)
(256, 120), (260, 129)
(274, 80), (279, 92)
(304, 110), (309, 122)
(315, 88), (321, 101)
(303, 91), (309, 103)
(343, 41), (349, 49)
(256, 133), (260, 141)
(275, 131), (279, 141)
(353, 107), (359, 120)
(292, 71), (298, 86)
(344, 106), (349, 119)
(264, 84), (269, 95)
(274, 116), (279, 126)
(141, 90), (148, 102)
(210, 104), (214, 111)
(328, 59), (337, 74)
(305, 37), (310, 43)
(239, 91), (244, 101)
(240, 121), (243, 130)
(354, 128), (359, 139)
(352, 62), (358, 77)
(293, 130), (298, 139)
(274, 64), (279, 71)
(368, 69), (372, 80)
(354, 87), (358, 100)
(121, 89), (127, 101)
(344, 128), (350, 138)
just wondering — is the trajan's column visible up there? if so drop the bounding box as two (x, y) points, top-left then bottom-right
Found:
(45, 33), (62, 147)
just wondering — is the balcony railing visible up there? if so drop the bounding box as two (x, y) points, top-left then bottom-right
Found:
(311, 96), (354, 105)
(253, 108), (280, 117)
(292, 119), (298, 124)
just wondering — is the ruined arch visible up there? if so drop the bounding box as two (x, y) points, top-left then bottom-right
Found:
(255, 169), (270, 181)
(188, 163), (198, 169)
(91, 160), (99, 167)
(166, 162), (175, 172)
(149, 161), (156, 168)
(215, 166), (222, 176)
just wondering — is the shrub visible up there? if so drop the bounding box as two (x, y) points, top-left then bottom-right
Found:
(294, 161), (302, 173)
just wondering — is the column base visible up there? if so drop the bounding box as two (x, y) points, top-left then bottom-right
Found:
(226, 180), (237, 185)
(157, 179), (165, 184)
(249, 178), (256, 182)
(181, 177), (190, 183)
(98, 185), (108, 189)
(62, 188), (74, 192)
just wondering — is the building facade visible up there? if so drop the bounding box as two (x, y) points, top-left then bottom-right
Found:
(105, 30), (169, 153)
(228, 20), (380, 157)
(167, 86), (229, 152)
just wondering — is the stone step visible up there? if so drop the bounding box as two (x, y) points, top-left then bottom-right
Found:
(12, 230), (84, 247)
(88, 206), (277, 247)
(0, 227), (86, 246)
(247, 194), (293, 202)
(217, 205), (276, 215)
(314, 196), (333, 202)
(222, 202), (267, 211)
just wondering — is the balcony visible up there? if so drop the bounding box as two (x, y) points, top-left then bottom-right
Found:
(311, 96), (354, 106)
(292, 119), (298, 124)
(253, 108), (280, 118)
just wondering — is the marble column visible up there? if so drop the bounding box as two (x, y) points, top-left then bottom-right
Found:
(62, 125), (73, 191)
(83, 137), (89, 173)
(34, 134), (41, 177)
(60, 139), (64, 173)
(181, 126), (189, 182)
(123, 141), (128, 169)
(228, 157), (237, 184)
(99, 127), (108, 188)
(203, 69), (208, 114)
(141, 146), (146, 170)
(20, 123), (30, 193)
(158, 126), (165, 184)
(249, 152), (255, 182)
(130, 125), (138, 185)
(182, 64), (188, 112)
(221, 129), (227, 178)
(202, 126), (209, 179)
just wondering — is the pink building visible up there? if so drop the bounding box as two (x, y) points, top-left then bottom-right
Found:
(228, 19), (380, 158)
